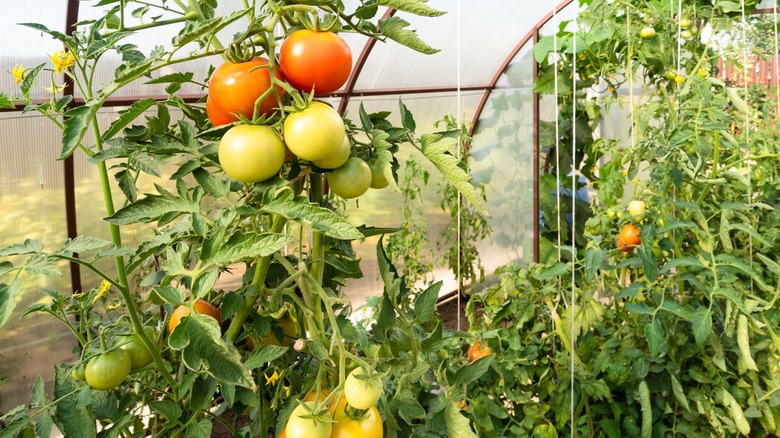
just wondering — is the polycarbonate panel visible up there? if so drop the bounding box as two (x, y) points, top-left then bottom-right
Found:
(354, 0), (560, 90)
(471, 43), (536, 269)
(0, 3), (70, 100)
(0, 112), (76, 413)
(73, 106), (188, 292)
(341, 91), (483, 304)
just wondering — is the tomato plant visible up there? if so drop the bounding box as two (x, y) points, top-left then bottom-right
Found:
(343, 368), (383, 410)
(283, 102), (345, 162)
(285, 402), (333, 438)
(169, 300), (222, 333)
(218, 124), (286, 183)
(327, 157), (371, 199)
(279, 29), (352, 95)
(330, 398), (383, 438)
(208, 57), (283, 121)
(467, 341), (491, 362)
(85, 349), (132, 391)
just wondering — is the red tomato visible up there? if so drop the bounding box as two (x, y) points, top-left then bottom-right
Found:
(330, 398), (383, 438)
(206, 96), (233, 127)
(467, 341), (492, 362)
(618, 224), (641, 252)
(280, 30), (352, 95)
(208, 57), (283, 121)
(169, 300), (222, 333)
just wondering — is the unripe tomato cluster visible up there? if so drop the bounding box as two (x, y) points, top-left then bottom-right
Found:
(284, 367), (384, 438)
(206, 29), (391, 200)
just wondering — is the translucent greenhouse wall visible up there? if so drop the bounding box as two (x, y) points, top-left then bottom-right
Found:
(0, 0), (584, 412)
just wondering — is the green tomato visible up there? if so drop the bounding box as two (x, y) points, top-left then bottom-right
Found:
(119, 327), (156, 370)
(285, 402), (333, 438)
(218, 125), (286, 183)
(327, 157), (372, 199)
(343, 368), (383, 410)
(284, 102), (345, 162)
(680, 30), (692, 39)
(85, 349), (132, 391)
(312, 135), (351, 169)
(639, 27), (656, 39)
(680, 18), (691, 28)
(367, 159), (389, 189)
(71, 363), (86, 381)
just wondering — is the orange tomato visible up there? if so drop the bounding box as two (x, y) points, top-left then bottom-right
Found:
(168, 300), (222, 333)
(467, 341), (492, 362)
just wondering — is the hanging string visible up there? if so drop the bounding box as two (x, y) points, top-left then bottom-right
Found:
(570, 9), (578, 437)
(773, 1), (780, 120)
(456, 0), (462, 331)
(740, 0), (754, 292)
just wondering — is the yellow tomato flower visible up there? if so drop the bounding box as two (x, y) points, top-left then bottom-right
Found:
(51, 50), (75, 74)
(11, 64), (25, 84)
(264, 370), (280, 385)
(92, 280), (112, 303)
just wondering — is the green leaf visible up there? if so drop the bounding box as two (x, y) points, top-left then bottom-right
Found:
(19, 63), (46, 100)
(445, 401), (478, 438)
(716, 254), (772, 292)
(584, 248), (606, 280)
(0, 239), (42, 256)
(537, 261), (569, 280)
(737, 314), (758, 371)
(669, 373), (690, 412)
(0, 92), (16, 109)
(420, 134), (488, 215)
(168, 313), (254, 388)
(193, 168), (230, 198)
(191, 269), (219, 300)
(616, 281), (646, 299)
(23, 254), (61, 276)
(644, 319), (664, 356)
(399, 99), (416, 131)
(107, 189), (200, 225)
(34, 412), (53, 438)
(262, 190), (363, 240)
(395, 396), (426, 424)
(186, 419), (212, 438)
(377, 0), (445, 16)
(115, 169), (138, 203)
(659, 256), (704, 275)
(625, 302), (654, 315)
(53, 367), (96, 438)
(638, 381), (652, 438)
(728, 223), (772, 247)
(414, 281), (441, 324)
(101, 98), (156, 142)
(378, 16), (439, 54)
(691, 307), (712, 346)
(721, 388), (751, 435)
(61, 236), (113, 254)
(60, 105), (93, 160)
(244, 345), (288, 369)
(146, 72), (194, 85)
(212, 233), (292, 265)
(0, 281), (20, 330)
(153, 286), (184, 306)
(149, 400), (182, 423)
(451, 354), (493, 386)
(31, 376), (46, 404)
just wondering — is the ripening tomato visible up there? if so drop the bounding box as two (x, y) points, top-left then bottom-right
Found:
(218, 124), (286, 183)
(206, 96), (234, 127)
(312, 135), (351, 169)
(169, 300), (222, 333)
(285, 402), (333, 438)
(258, 314), (298, 347)
(330, 398), (383, 438)
(639, 27), (656, 39)
(208, 57), (283, 122)
(343, 368), (383, 410)
(467, 341), (492, 362)
(327, 157), (372, 199)
(627, 200), (646, 219)
(617, 224), (641, 252)
(85, 349), (132, 391)
(284, 102), (345, 162)
(119, 326), (156, 370)
(280, 30), (352, 95)
(367, 159), (390, 189)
